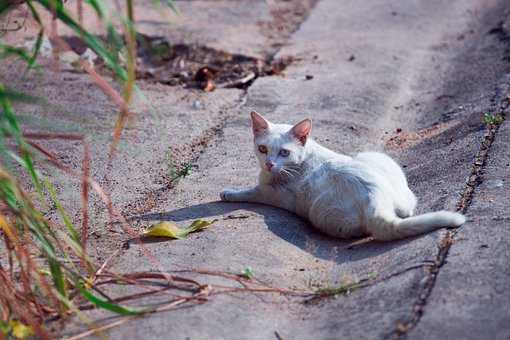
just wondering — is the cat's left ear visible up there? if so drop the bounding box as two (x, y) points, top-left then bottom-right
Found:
(291, 119), (312, 145)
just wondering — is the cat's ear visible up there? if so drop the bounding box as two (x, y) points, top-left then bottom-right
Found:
(250, 111), (269, 137)
(291, 118), (312, 145)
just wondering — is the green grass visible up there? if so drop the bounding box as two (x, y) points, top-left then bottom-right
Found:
(483, 113), (504, 125)
(0, 0), (176, 338)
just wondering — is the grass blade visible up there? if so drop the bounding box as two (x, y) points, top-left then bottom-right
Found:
(77, 281), (145, 316)
(49, 258), (68, 298)
(44, 178), (80, 243)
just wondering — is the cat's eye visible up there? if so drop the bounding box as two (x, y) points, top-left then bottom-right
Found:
(258, 145), (268, 154)
(279, 149), (290, 157)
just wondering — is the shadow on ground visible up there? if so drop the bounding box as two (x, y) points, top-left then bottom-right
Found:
(129, 201), (415, 265)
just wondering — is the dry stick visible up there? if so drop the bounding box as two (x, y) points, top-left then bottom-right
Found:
(72, 268), (311, 336)
(150, 297), (197, 312)
(4, 233), (13, 280)
(170, 268), (270, 287)
(81, 140), (91, 275)
(96, 272), (201, 292)
(97, 271), (310, 298)
(210, 285), (308, 297)
(77, 286), (172, 311)
(65, 316), (133, 340)
(77, 0), (83, 25)
(69, 298), (193, 340)
(92, 248), (122, 283)
(49, 0), (59, 72)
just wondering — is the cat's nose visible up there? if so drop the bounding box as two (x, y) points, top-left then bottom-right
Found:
(265, 162), (274, 171)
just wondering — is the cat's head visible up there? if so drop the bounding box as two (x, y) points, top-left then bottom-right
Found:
(250, 111), (312, 176)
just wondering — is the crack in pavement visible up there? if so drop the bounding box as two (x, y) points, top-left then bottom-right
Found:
(119, 97), (245, 219)
(389, 91), (510, 339)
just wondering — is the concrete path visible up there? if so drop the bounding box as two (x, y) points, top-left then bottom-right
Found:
(102, 1), (510, 339)
(3, 0), (510, 339)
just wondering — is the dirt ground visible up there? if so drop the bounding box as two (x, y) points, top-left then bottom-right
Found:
(1, 0), (510, 339)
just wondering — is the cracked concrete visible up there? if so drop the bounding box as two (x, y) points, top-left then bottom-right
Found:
(409, 95), (510, 340)
(2, 0), (510, 339)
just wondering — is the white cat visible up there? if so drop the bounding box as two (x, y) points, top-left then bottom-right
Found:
(220, 111), (466, 241)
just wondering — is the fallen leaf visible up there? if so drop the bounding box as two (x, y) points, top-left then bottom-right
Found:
(143, 219), (217, 239)
(144, 221), (185, 239)
(9, 320), (34, 339)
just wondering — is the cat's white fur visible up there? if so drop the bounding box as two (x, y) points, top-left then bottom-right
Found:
(220, 111), (466, 241)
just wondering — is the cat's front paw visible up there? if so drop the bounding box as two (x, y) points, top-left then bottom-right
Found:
(220, 189), (237, 202)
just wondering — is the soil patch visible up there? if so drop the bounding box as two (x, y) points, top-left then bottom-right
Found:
(61, 33), (295, 91)
(385, 121), (458, 150)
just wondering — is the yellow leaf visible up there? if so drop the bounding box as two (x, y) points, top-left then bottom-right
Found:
(143, 219), (217, 239)
(185, 219), (218, 233)
(144, 221), (185, 239)
(9, 320), (34, 339)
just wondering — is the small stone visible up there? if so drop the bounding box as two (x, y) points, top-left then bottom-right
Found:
(192, 100), (204, 110)
(60, 50), (80, 65)
(81, 48), (98, 65)
(486, 179), (503, 189)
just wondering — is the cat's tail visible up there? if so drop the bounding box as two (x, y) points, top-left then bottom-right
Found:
(372, 211), (466, 241)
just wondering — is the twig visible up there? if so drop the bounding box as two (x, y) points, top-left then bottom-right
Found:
(77, 286), (172, 311)
(345, 236), (374, 250)
(81, 140), (91, 274)
(65, 316), (134, 340)
(219, 72), (256, 89)
(91, 248), (122, 284)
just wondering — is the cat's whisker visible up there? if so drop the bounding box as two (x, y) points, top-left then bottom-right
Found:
(282, 166), (301, 178)
(284, 167), (299, 174)
(279, 168), (292, 179)
(281, 168), (294, 177)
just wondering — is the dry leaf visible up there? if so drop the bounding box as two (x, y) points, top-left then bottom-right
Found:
(143, 219), (217, 239)
(144, 221), (185, 239)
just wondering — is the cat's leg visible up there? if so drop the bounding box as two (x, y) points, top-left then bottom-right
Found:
(220, 188), (259, 202)
(220, 185), (295, 211)
(395, 186), (417, 218)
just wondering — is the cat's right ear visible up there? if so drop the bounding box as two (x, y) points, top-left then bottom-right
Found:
(250, 111), (269, 137)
